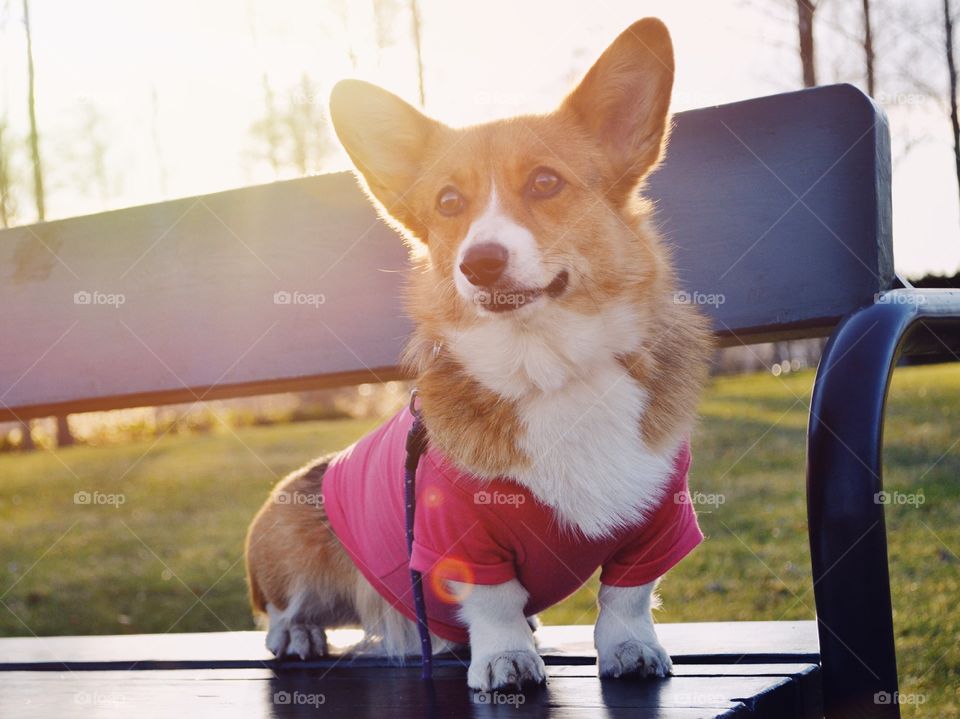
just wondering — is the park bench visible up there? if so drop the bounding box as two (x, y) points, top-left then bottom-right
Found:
(1, 83), (956, 718)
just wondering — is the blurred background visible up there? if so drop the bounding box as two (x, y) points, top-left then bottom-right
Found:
(2, 0), (960, 447)
(0, 0), (958, 713)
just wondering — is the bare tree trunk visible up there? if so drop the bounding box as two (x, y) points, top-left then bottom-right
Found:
(56, 415), (74, 447)
(0, 120), (13, 227)
(23, 0), (44, 222)
(409, 0), (426, 106)
(797, 0), (818, 87)
(19, 421), (35, 451)
(24, 2), (76, 447)
(863, 0), (876, 96)
(946, 0), (960, 213)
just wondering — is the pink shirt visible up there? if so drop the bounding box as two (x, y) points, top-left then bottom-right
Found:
(322, 408), (703, 645)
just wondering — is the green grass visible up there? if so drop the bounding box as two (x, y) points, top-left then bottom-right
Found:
(1, 365), (958, 714)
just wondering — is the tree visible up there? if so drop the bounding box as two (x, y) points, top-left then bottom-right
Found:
(23, 0), (75, 447)
(409, 0), (426, 106)
(944, 0), (960, 211)
(863, 0), (876, 95)
(0, 119), (16, 227)
(22, 0), (43, 221)
(249, 75), (333, 178)
(797, 0), (820, 87)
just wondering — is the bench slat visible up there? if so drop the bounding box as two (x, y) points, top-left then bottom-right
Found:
(0, 84), (891, 419)
(0, 621), (818, 670)
(0, 668), (821, 718)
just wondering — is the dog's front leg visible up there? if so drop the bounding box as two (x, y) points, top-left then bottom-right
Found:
(451, 578), (546, 691)
(594, 581), (672, 679)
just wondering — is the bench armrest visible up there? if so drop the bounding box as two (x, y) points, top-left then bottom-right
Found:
(807, 288), (960, 719)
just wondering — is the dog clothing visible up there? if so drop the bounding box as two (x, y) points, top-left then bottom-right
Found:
(322, 407), (703, 645)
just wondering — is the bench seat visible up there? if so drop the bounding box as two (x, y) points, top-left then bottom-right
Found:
(0, 622), (821, 718)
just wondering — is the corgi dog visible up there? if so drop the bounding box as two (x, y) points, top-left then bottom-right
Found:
(245, 18), (712, 691)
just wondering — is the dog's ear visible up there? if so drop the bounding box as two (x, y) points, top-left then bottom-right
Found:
(330, 80), (441, 239)
(561, 18), (674, 204)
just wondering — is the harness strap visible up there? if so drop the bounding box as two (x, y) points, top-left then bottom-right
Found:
(403, 391), (432, 680)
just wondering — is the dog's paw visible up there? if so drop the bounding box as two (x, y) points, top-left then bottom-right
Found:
(266, 620), (328, 660)
(598, 638), (672, 679)
(468, 649), (546, 691)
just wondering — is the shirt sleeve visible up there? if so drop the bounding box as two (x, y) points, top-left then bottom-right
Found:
(600, 442), (704, 587)
(408, 460), (517, 586)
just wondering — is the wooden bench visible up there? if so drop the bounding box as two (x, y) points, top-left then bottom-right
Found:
(3, 83), (956, 718)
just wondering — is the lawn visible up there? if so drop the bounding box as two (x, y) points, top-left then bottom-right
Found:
(1, 365), (957, 715)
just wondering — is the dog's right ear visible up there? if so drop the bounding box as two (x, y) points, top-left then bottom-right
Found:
(330, 80), (441, 240)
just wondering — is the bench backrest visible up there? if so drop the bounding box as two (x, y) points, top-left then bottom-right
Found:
(0, 84), (892, 421)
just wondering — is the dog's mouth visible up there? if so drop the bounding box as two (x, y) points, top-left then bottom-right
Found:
(473, 270), (569, 314)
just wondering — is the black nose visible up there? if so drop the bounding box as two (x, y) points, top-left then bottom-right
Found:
(459, 242), (508, 286)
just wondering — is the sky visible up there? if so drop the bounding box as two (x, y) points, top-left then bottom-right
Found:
(0, 0), (958, 278)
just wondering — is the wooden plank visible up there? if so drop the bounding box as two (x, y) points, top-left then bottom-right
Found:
(0, 622), (818, 671)
(0, 84), (892, 419)
(0, 667), (818, 718)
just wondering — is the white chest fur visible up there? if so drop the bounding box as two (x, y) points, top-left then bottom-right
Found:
(447, 304), (678, 538)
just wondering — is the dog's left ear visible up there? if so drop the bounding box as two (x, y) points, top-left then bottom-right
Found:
(561, 18), (674, 204)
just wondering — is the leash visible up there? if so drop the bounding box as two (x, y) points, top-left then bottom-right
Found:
(403, 389), (432, 680)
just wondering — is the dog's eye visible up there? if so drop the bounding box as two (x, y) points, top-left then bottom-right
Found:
(527, 168), (564, 198)
(436, 186), (465, 216)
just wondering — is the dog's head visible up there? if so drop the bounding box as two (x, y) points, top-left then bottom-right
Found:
(330, 18), (674, 342)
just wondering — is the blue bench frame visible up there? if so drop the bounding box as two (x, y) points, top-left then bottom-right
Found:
(809, 287), (960, 718)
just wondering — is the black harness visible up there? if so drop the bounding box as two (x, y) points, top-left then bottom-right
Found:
(403, 390), (432, 680)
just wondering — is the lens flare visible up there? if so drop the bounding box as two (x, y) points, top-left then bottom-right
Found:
(429, 557), (474, 604)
